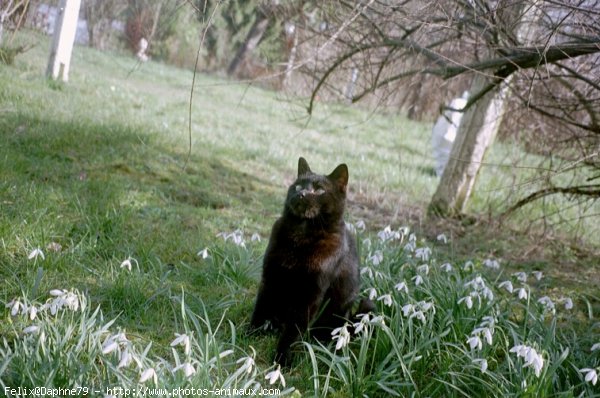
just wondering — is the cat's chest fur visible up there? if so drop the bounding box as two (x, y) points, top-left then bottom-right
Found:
(271, 219), (346, 272)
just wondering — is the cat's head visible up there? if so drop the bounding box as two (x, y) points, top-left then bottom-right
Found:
(285, 157), (348, 220)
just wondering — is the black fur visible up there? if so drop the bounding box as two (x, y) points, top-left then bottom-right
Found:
(250, 157), (372, 365)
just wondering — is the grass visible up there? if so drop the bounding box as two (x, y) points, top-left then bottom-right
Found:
(1, 30), (599, 396)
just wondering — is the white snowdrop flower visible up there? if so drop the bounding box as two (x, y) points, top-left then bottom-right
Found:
(537, 296), (555, 312)
(483, 258), (500, 270)
(402, 304), (414, 317)
(353, 313), (370, 335)
(231, 231), (245, 246)
(379, 226), (404, 242)
(415, 247), (432, 261)
(265, 365), (286, 387)
(28, 248), (45, 260)
(236, 356), (255, 374)
(513, 272), (527, 283)
(117, 349), (132, 369)
(112, 332), (129, 343)
(524, 349), (544, 377)
(563, 297), (574, 310)
(102, 340), (119, 355)
(197, 248), (209, 259)
(483, 328), (493, 345)
(480, 316), (496, 328)
(394, 281), (408, 294)
(218, 230), (246, 247)
(29, 306), (38, 320)
(23, 325), (39, 334)
(377, 294), (393, 307)
(464, 276), (485, 290)
(352, 321), (365, 335)
(510, 345), (528, 359)
(366, 288), (377, 301)
(481, 287), (494, 302)
(49, 289), (67, 297)
(463, 261), (474, 271)
(532, 271), (543, 281)
(102, 333), (128, 354)
(516, 288), (528, 301)
(57, 291), (79, 312)
(403, 233), (417, 251)
(10, 300), (22, 317)
(458, 296), (473, 309)
(362, 238), (372, 248)
(417, 264), (429, 275)
(251, 233), (261, 242)
(120, 257), (137, 272)
(436, 233), (448, 244)
(467, 335), (482, 350)
(355, 220), (366, 231)
(369, 315), (385, 326)
(369, 250), (383, 266)
(472, 358), (488, 373)
(412, 274), (424, 286)
(361, 266), (373, 279)
(410, 311), (426, 322)
(580, 368), (598, 385)
(510, 345), (544, 378)
(171, 333), (191, 356)
(174, 362), (196, 378)
(331, 324), (351, 350)
(377, 226), (392, 241)
(498, 280), (514, 293)
(139, 368), (157, 384)
(418, 301), (434, 313)
(440, 263), (453, 272)
(591, 343), (600, 352)
(473, 327), (493, 346)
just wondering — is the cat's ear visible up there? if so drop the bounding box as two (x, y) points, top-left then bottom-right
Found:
(328, 164), (348, 191)
(298, 157), (312, 176)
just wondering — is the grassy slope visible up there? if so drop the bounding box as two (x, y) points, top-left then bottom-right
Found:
(1, 31), (598, 387)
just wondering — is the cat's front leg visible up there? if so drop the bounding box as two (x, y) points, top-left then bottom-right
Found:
(275, 292), (324, 366)
(274, 322), (301, 367)
(250, 283), (275, 332)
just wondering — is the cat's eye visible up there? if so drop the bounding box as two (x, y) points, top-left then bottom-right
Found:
(295, 185), (302, 192)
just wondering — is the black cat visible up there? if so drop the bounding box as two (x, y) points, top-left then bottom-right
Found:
(250, 157), (373, 365)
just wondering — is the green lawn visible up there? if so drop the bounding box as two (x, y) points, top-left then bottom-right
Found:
(1, 31), (598, 396)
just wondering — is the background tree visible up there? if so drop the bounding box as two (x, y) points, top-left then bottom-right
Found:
(123, 0), (183, 57)
(82, 0), (126, 50)
(301, 0), (599, 223)
(0, 0), (29, 45)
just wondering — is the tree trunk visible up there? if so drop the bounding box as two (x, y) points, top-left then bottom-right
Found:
(227, 10), (270, 77)
(0, 0), (15, 45)
(282, 22), (298, 88)
(428, 2), (541, 217)
(428, 73), (512, 216)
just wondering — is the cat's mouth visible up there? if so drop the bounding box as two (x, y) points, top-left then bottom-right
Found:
(288, 199), (320, 219)
(302, 208), (320, 218)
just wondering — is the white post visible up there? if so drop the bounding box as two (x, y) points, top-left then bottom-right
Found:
(46, 0), (81, 81)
